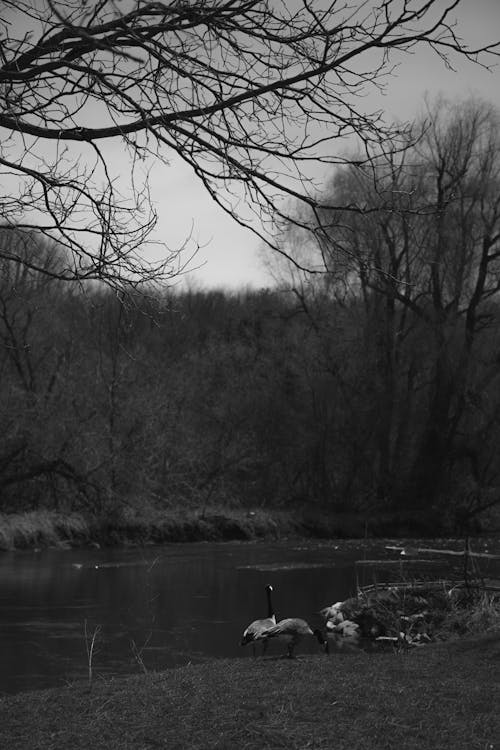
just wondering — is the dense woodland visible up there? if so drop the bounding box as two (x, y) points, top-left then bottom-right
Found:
(2, 99), (500, 535)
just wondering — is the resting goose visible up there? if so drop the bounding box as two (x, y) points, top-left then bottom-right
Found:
(259, 617), (327, 658)
(240, 584), (276, 657)
(325, 618), (361, 651)
(320, 602), (344, 625)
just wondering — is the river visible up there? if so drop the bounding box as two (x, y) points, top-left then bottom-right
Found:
(0, 537), (497, 695)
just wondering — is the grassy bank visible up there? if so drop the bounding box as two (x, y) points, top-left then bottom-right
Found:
(0, 507), (424, 551)
(1, 636), (499, 750)
(0, 508), (294, 550)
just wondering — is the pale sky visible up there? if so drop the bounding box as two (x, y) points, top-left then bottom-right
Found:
(157, 0), (500, 291)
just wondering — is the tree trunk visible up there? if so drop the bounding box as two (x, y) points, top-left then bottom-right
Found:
(410, 350), (455, 507)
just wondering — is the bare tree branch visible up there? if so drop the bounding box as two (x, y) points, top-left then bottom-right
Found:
(0, 0), (498, 286)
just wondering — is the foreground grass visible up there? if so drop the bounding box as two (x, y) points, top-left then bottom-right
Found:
(1, 636), (499, 750)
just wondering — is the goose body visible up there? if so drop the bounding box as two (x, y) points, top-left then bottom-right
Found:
(240, 584), (276, 656)
(328, 619), (360, 639)
(321, 602), (385, 647)
(259, 617), (326, 658)
(320, 602), (344, 625)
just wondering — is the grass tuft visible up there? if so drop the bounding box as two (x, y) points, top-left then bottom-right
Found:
(439, 591), (500, 640)
(0, 511), (90, 551)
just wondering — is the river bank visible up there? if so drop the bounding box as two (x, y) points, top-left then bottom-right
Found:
(0, 507), (315, 550)
(0, 506), (479, 552)
(1, 635), (499, 750)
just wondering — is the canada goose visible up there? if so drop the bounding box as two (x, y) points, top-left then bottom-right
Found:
(259, 617), (326, 658)
(321, 602), (386, 641)
(320, 601), (344, 625)
(327, 619), (360, 639)
(240, 584), (276, 657)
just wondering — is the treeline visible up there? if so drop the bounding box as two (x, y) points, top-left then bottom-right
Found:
(0, 264), (499, 534)
(0, 259), (334, 520)
(2, 97), (500, 535)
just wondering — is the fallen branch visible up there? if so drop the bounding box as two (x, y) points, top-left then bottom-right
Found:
(385, 546), (500, 560)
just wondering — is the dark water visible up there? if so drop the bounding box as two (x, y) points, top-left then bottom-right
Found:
(0, 538), (497, 695)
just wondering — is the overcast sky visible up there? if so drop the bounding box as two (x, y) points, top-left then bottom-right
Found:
(140, 1), (500, 291)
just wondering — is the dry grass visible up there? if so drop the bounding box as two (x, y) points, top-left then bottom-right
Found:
(0, 506), (363, 549)
(0, 511), (90, 550)
(342, 580), (500, 648)
(1, 639), (499, 750)
(439, 591), (500, 640)
(0, 508), (290, 550)
(0, 506), (445, 550)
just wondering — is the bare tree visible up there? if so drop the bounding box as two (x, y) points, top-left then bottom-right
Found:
(278, 97), (500, 524)
(0, 0), (499, 288)
(0, 230), (93, 508)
